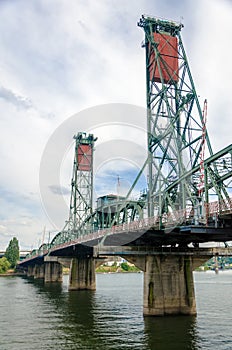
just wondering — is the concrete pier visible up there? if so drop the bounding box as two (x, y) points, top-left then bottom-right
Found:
(27, 265), (34, 277)
(69, 257), (96, 290)
(44, 262), (63, 283)
(119, 248), (209, 316)
(143, 255), (197, 316)
(22, 245), (217, 316)
(35, 264), (45, 279)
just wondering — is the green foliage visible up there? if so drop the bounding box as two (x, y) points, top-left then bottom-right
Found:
(120, 262), (129, 271)
(96, 265), (118, 273)
(0, 257), (11, 274)
(95, 261), (141, 273)
(5, 237), (19, 268)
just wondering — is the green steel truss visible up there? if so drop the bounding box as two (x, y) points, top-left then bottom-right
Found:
(95, 197), (144, 229)
(138, 15), (231, 224)
(67, 132), (97, 234)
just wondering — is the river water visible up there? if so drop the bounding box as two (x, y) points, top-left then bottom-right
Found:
(0, 271), (232, 350)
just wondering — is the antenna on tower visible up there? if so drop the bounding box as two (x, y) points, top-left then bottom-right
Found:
(117, 175), (120, 198)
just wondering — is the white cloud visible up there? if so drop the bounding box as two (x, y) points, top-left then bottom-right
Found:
(0, 0), (231, 249)
(180, 0), (232, 151)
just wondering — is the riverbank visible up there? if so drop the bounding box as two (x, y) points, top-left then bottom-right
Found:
(0, 271), (25, 277)
(96, 263), (140, 273)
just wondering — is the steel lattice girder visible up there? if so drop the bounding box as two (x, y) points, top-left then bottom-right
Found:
(68, 132), (97, 234)
(138, 15), (230, 221)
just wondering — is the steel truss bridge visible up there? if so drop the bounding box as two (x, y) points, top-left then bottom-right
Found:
(20, 15), (232, 264)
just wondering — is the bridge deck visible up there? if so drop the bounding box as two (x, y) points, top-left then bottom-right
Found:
(18, 224), (232, 267)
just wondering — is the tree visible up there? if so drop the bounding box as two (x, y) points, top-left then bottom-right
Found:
(121, 262), (129, 271)
(5, 237), (19, 268)
(0, 257), (11, 274)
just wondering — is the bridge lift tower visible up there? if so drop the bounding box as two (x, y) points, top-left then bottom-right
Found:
(138, 15), (228, 224)
(68, 132), (97, 235)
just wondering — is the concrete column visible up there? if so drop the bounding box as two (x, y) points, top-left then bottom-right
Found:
(33, 265), (40, 279)
(143, 255), (197, 316)
(69, 257), (96, 290)
(34, 264), (45, 279)
(44, 262), (63, 283)
(39, 264), (45, 279)
(27, 265), (34, 277)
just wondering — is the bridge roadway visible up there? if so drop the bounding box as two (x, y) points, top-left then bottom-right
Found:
(18, 204), (232, 317)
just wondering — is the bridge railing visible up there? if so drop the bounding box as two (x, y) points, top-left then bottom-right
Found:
(47, 209), (193, 252)
(206, 197), (232, 217)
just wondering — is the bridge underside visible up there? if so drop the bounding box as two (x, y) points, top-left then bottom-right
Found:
(99, 226), (232, 247)
(48, 226), (232, 256)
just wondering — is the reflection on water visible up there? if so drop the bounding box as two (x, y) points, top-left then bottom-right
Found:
(26, 278), (98, 349)
(1, 272), (232, 349)
(144, 316), (200, 350)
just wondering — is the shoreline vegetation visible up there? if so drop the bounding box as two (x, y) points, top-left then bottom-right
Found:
(96, 262), (141, 273)
(2, 259), (232, 277)
(0, 237), (20, 276)
(0, 262), (141, 277)
(1, 267), (232, 277)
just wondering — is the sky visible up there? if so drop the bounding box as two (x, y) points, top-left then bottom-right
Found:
(0, 0), (231, 250)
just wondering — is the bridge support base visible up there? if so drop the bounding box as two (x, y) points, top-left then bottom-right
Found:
(27, 265), (34, 277)
(143, 255), (197, 316)
(69, 257), (96, 290)
(34, 264), (45, 279)
(44, 262), (63, 283)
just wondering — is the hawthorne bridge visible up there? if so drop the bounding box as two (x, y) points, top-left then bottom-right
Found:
(18, 15), (232, 316)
